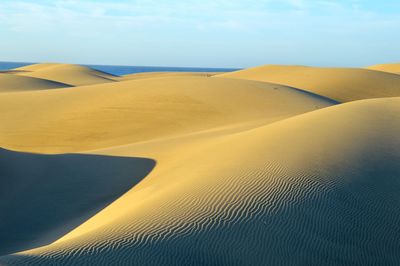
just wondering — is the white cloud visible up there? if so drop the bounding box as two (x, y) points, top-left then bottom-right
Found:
(0, 0), (399, 67)
(0, 0), (399, 36)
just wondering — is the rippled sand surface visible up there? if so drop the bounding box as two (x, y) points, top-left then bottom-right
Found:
(1, 63), (400, 265)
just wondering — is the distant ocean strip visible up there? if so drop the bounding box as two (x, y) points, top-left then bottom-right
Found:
(0, 62), (239, 76)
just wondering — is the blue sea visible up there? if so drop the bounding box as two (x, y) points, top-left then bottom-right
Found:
(0, 61), (238, 76)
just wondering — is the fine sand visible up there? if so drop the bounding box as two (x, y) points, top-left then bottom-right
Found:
(366, 63), (400, 74)
(0, 63), (399, 265)
(14, 63), (118, 86)
(217, 65), (400, 102)
(0, 73), (71, 92)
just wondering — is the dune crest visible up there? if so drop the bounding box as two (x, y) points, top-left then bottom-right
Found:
(366, 63), (400, 74)
(217, 65), (400, 102)
(121, 71), (218, 81)
(0, 73), (71, 92)
(14, 63), (118, 86)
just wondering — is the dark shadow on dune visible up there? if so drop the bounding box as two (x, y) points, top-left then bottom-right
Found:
(0, 148), (156, 256)
(282, 84), (341, 105)
(0, 70), (26, 74)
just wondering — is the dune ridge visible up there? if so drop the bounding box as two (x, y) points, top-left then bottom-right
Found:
(121, 71), (218, 81)
(217, 65), (400, 102)
(0, 73), (71, 92)
(1, 63), (400, 265)
(14, 63), (118, 86)
(366, 63), (400, 74)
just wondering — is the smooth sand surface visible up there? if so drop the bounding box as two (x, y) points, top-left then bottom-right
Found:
(0, 73), (71, 92)
(0, 75), (334, 153)
(14, 63), (117, 86)
(0, 63), (399, 265)
(120, 71), (218, 81)
(217, 65), (400, 102)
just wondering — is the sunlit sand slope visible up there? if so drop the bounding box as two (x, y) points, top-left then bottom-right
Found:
(366, 63), (400, 74)
(0, 76), (335, 153)
(1, 98), (399, 265)
(217, 65), (400, 102)
(0, 73), (70, 92)
(14, 63), (117, 86)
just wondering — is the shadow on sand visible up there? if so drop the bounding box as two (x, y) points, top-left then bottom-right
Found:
(0, 148), (156, 256)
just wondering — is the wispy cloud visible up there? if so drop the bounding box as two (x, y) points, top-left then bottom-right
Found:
(0, 0), (399, 67)
(1, 0), (399, 33)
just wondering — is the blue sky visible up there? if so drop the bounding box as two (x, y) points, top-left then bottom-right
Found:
(0, 0), (399, 68)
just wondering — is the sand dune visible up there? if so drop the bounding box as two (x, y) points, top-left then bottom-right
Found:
(121, 71), (218, 81)
(0, 76), (335, 153)
(14, 63), (117, 86)
(217, 65), (400, 102)
(366, 63), (400, 74)
(1, 97), (400, 265)
(1, 63), (399, 265)
(0, 73), (71, 92)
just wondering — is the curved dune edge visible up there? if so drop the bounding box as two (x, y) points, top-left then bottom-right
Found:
(366, 63), (400, 74)
(0, 75), (335, 153)
(0, 149), (155, 256)
(216, 65), (400, 102)
(0, 73), (71, 92)
(1, 98), (400, 265)
(13, 63), (118, 86)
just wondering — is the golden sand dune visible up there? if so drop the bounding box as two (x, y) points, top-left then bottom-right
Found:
(366, 63), (400, 74)
(217, 65), (400, 102)
(1, 63), (399, 265)
(121, 71), (217, 81)
(0, 73), (71, 92)
(0, 76), (335, 153)
(14, 63), (117, 86)
(1, 97), (400, 265)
